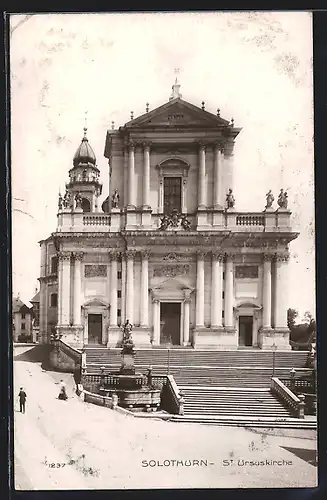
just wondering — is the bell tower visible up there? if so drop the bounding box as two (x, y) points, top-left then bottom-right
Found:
(65, 127), (102, 212)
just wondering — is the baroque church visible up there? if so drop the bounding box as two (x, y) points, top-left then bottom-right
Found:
(38, 80), (298, 350)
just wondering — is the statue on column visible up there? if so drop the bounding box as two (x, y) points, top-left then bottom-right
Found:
(277, 189), (288, 209)
(226, 189), (235, 209)
(112, 189), (120, 208)
(265, 190), (274, 209)
(75, 192), (82, 209)
(122, 319), (134, 349)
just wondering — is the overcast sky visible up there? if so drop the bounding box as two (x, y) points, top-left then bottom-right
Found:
(10, 11), (314, 320)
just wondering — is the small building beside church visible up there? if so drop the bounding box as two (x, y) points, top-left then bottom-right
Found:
(38, 80), (298, 350)
(12, 296), (33, 342)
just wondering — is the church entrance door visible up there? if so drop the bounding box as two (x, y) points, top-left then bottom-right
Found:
(238, 316), (253, 347)
(160, 302), (181, 346)
(88, 314), (102, 344)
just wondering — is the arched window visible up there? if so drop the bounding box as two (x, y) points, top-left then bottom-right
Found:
(50, 293), (58, 307)
(81, 198), (91, 213)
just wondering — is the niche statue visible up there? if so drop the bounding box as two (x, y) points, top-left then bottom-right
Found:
(112, 189), (120, 208)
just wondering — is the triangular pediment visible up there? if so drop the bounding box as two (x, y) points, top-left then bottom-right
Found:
(82, 298), (109, 308)
(124, 98), (230, 129)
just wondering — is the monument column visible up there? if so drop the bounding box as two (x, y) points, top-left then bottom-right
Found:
(224, 253), (235, 328)
(262, 254), (273, 329)
(128, 142), (135, 208)
(211, 251), (224, 328)
(61, 251), (71, 325)
(143, 143), (150, 209)
(126, 250), (135, 323)
(198, 143), (206, 208)
(110, 251), (119, 327)
(140, 250), (150, 327)
(195, 251), (205, 327)
(274, 253), (290, 329)
(73, 252), (83, 325)
(213, 144), (223, 208)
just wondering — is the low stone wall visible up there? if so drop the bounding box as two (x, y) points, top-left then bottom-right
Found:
(48, 341), (82, 372)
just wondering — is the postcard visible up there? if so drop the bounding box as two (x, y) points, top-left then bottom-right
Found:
(10, 11), (317, 490)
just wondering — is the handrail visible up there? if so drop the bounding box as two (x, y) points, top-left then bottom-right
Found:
(57, 339), (82, 364)
(271, 377), (305, 418)
(161, 375), (184, 415)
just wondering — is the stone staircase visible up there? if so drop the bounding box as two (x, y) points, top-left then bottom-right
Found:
(85, 347), (308, 368)
(179, 387), (293, 418)
(84, 347), (312, 423)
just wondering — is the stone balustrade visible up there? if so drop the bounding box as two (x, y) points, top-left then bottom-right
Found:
(56, 209), (292, 233)
(270, 377), (305, 418)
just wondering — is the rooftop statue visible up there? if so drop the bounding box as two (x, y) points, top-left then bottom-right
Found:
(75, 192), (82, 209)
(277, 189), (288, 209)
(112, 188), (120, 208)
(265, 190), (274, 209)
(226, 189), (235, 209)
(63, 190), (71, 209)
(58, 193), (63, 211)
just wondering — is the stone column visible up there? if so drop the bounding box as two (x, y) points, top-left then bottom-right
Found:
(183, 299), (191, 345)
(274, 253), (290, 329)
(73, 252), (83, 325)
(110, 251), (119, 327)
(128, 142), (135, 208)
(195, 251), (205, 327)
(121, 254), (126, 323)
(140, 250), (150, 326)
(152, 299), (160, 345)
(198, 143), (206, 208)
(262, 254), (273, 329)
(143, 142), (150, 209)
(57, 254), (63, 325)
(211, 252), (224, 328)
(126, 250), (135, 323)
(60, 251), (71, 325)
(224, 253), (235, 328)
(213, 144), (223, 208)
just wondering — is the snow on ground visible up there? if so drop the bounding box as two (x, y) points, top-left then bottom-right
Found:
(13, 347), (317, 490)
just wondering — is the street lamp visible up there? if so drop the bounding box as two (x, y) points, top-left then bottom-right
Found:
(272, 342), (277, 377)
(167, 337), (172, 375)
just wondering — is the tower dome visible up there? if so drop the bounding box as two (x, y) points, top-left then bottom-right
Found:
(73, 127), (96, 167)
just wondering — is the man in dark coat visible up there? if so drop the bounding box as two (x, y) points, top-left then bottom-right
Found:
(18, 387), (27, 413)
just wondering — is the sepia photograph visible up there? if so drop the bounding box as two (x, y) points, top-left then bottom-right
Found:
(10, 11), (317, 490)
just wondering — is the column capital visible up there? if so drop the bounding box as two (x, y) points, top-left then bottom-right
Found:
(274, 252), (290, 263)
(125, 249), (137, 260)
(153, 298), (160, 304)
(140, 249), (151, 260)
(213, 141), (223, 152)
(225, 252), (236, 262)
(73, 251), (84, 261)
(262, 252), (274, 262)
(128, 141), (135, 151)
(109, 249), (121, 261)
(196, 250), (207, 260)
(58, 251), (71, 261)
(212, 251), (225, 262)
(198, 141), (206, 151)
(142, 141), (151, 150)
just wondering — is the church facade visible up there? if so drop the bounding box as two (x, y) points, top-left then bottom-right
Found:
(38, 81), (298, 350)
